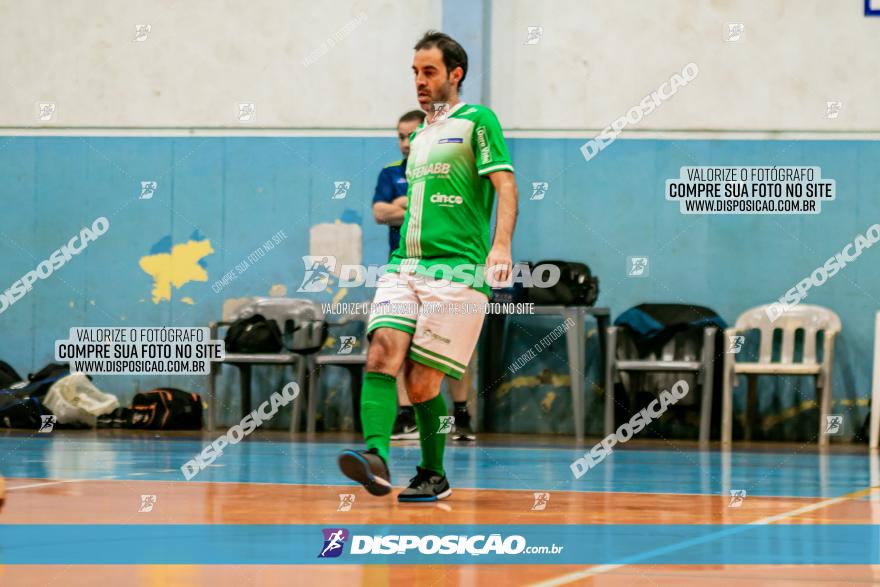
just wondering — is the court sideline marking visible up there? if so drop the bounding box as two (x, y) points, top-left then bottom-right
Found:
(6, 479), (82, 492)
(528, 484), (880, 587)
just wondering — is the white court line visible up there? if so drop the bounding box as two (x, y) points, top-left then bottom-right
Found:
(6, 479), (82, 492)
(528, 485), (880, 587)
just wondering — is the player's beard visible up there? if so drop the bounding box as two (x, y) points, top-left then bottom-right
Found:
(425, 78), (456, 121)
(433, 78), (454, 104)
(427, 78), (453, 122)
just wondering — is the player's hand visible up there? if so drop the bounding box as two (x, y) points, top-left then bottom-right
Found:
(393, 196), (408, 209)
(485, 244), (513, 287)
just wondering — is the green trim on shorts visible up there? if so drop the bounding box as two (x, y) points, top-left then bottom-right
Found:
(410, 342), (467, 371)
(367, 320), (416, 335)
(408, 348), (464, 380)
(368, 315), (417, 331)
(369, 314), (417, 326)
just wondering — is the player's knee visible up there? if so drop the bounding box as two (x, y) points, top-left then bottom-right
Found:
(404, 364), (442, 404)
(366, 329), (406, 374)
(405, 382), (434, 404)
(404, 379), (424, 403)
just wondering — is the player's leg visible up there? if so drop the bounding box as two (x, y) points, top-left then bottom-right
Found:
(338, 272), (417, 497)
(399, 359), (450, 501)
(391, 368), (418, 440)
(397, 277), (486, 502)
(338, 327), (411, 496)
(362, 328), (412, 458)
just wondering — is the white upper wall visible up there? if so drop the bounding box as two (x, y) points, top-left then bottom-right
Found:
(3, 0), (875, 132)
(0, 0), (440, 128)
(491, 0), (878, 131)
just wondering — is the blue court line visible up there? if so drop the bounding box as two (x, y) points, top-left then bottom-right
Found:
(0, 436), (874, 497)
(1, 524), (879, 565)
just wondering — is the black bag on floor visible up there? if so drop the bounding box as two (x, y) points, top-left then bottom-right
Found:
(23, 363), (72, 398)
(1, 363), (72, 403)
(224, 314), (283, 353)
(0, 361), (21, 389)
(96, 407), (134, 429)
(0, 394), (45, 429)
(129, 388), (203, 430)
(526, 260), (599, 306)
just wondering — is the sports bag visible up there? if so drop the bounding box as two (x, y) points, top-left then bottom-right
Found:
(129, 388), (203, 430)
(232, 298), (328, 354)
(43, 373), (119, 427)
(0, 394), (45, 429)
(526, 260), (599, 307)
(0, 361), (21, 389)
(224, 314), (284, 353)
(29, 363), (72, 397)
(4, 363), (72, 400)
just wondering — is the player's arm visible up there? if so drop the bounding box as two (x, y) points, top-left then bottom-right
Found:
(372, 196), (408, 226)
(473, 107), (517, 284)
(486, 171), (518, 283)
(371, 167), (408, 226)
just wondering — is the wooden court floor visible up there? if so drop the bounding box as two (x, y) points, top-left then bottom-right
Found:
(1, 430), (879, 586)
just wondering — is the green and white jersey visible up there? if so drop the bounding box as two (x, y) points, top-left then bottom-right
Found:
(388, 102), (514, 296)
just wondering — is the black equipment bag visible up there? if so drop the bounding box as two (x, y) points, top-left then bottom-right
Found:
(0, 361), (21, 389)
(96, 407), (134, 429)
(0, 362), (61, 429)
(230, 298), (328, 355)
(24, 363), (72, 398)
(224, 314), (283, 353)
(129, 388), (203, 430)
(526, 260), (599, 306)
(0, 362), (72, 402)
(0, 394), (46, 429)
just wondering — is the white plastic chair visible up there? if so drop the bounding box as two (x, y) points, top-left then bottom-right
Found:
(721, 304), (841, 445)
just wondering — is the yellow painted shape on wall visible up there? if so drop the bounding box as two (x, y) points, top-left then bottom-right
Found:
(139, 239), (214, 303)
(496, 373), (571, 399)
(540, 391), (557, 413)
(761, 397), (870, 429)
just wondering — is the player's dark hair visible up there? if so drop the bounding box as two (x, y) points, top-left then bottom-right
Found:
(398, 110), (426, 125)
(414, 31), (468, 93)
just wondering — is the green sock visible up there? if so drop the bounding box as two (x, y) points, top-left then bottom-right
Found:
(413, 393), (448, 476)
(361, 372), (398, 462)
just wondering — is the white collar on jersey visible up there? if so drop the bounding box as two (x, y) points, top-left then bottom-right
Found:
(427, 101), (467, 125)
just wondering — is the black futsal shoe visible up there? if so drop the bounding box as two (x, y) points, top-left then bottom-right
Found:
(452, 415), (475, 442)
(391, 408), (420, 440)
(337, 448), (392, 497)
(397, 466), (451, 502)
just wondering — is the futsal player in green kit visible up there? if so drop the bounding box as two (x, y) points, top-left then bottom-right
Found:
(338, 31), (518, 501)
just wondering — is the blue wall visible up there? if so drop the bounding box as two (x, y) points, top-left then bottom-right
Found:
(1, 136), (878, 438)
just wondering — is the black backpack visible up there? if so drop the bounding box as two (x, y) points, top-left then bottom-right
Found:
(0, 394), (47, 429)
(526, 260), (600, 306)
(129, 388), (203, 430)
(24, 363), (72, 398)
(0, 362), (61, 429)
(0, 361), (70, 404)
(0, 361), (21, 389)
(225, 314), (283, 353)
